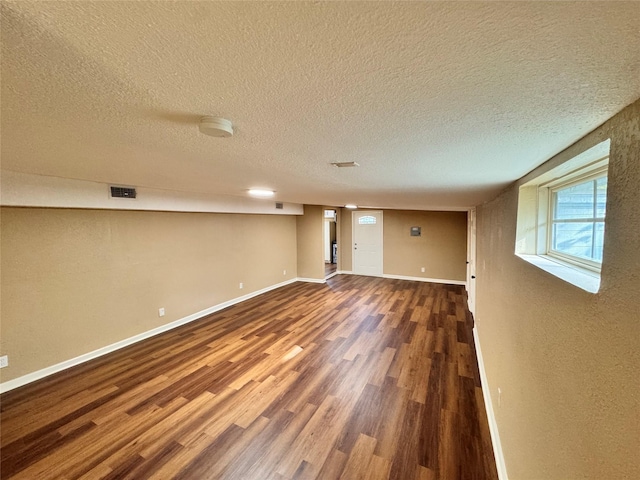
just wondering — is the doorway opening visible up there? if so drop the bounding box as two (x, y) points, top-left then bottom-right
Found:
(352, 210), (383, 276)
(324, 209), (338, 279)
(466, 207), (476, 315)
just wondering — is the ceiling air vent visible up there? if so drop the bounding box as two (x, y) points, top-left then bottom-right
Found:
(110, 186), (137, 199)
(275, 202), (284, 209)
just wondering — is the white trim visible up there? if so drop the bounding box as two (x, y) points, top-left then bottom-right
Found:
(382, 273), (466, 286)
(0, 278), (300, 394)
(352, 210), (384, 276)
(466, 207), (477, 314)
(296, 277), (326, 284)
(546, 172), (607, 272)
(473, 326), (508, 480)
(516, 253), (599, 293)
(325, 271), (339, 280)
(519, 139), (610, 188)
(515, 140), (610, 293)
(335, 271), (466, 286)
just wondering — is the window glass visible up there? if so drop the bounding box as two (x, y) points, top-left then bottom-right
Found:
(596, 177), (607, 217)
(554, 181), (594, 220)
(552, 222), (594, 260)
(358, 216), (376, 225)
(594, 222), (605, 262)
(514, 138), (610, 292)
(550, 175), (606, 264)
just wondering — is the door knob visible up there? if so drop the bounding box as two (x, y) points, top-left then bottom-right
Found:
(471, 275), (476, 279)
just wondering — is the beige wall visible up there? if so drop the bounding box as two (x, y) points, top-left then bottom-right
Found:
(475, 100), (640, 479)
(2, 171), (303, 215)
(384, 210), (467, 281)
(296, 205), (324, 280)
(0, 208), (298, 382)
(339, 208), (467, 281)
(339, 207), (352, 271)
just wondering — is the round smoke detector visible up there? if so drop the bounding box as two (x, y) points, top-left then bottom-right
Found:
(199, 116), (233, 137)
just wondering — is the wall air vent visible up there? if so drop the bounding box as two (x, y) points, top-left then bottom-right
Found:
(110, 186), (137, 199)
(331, 161), (360, 168)
(275, 202), (284, 209)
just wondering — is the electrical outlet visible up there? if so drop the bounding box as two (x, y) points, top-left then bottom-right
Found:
(498, 387), (502, 407)
(283, 269), (287, 276)
(0, 355), (8, 368)
(239, 282), (243, 289)
(158, 307), (165, 317)
(421, 267), (425, 273)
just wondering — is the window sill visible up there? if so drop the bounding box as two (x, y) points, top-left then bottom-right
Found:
(516, 254), (600, 293)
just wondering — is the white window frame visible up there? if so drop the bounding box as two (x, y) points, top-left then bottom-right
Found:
(514, 139), (610, 293)
(543, 166), (608, 272)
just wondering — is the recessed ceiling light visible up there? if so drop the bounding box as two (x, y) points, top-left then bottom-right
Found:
(345, 204), (357, 209)
(199, 116), (233, 137)
(248, 189), (275, 197)
(331, 161), (360, 168)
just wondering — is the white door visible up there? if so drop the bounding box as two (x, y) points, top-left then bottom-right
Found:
(353, 210), (383, 276)
(466, 207), (477, 315)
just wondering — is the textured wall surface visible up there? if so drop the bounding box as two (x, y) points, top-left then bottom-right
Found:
(339, 209), (467, 281)
(383, 210), (467, 281)
(475, 100), (639, 478)
(0, 208), (297, 382)
(296, 205), (324, 280)
(340, 208), (353, 271)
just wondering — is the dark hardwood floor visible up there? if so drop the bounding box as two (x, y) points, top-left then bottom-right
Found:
(324, 262), (337, 277)
(0, 275), (498, 479)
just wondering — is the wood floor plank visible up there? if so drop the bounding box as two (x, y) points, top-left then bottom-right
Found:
(235, 402), (319, 479)
(367, 346), (397, 387)
(438, 408), (460, 479)
(0, 275), (497, 479)
(316, 448), (349, 479)
(275, 394), (341, 478)
(340, 433), (378, 479)
(364, 453), (392, 480)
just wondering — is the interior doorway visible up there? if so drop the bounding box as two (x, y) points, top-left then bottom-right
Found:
(352, 210), (383, 276)
(324, 209), (338, 278)
(466, 207), (477, 315)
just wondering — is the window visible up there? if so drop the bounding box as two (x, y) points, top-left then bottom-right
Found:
(548, 171), (607, 269)
(515, 139), (610, 293)
(358, 215), (377, 225)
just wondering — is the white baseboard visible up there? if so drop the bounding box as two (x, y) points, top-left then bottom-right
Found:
(473, 326), (508, 480)
(297, 277), (326, 284)
(325, 272), (339, 280)
(382, 273), (466, 286)
(333, 271), (465, 286)
(0, 278), (300, 394)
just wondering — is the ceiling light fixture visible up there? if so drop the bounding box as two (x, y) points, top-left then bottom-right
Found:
(345, 204), (357, 209)
(199, 116), (234, 137)
(248, 189), (275, 198)
(331, 161), (360, 168)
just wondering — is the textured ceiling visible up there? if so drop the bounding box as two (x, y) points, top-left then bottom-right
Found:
(2, 1), (639, 210)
